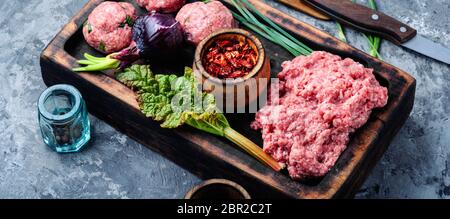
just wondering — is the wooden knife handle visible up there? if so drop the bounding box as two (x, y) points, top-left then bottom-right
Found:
(277, 0), (331, 20)
(304, 0), (417, 44)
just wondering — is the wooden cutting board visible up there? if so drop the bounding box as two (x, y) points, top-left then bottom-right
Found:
(40, 0), (415, 198)
(277, 0), (331, 20)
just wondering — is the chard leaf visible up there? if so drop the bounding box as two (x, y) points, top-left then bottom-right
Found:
(116, 64), (155, 90)
(115, 64), (282, 171)
(116, 65), (228, 132)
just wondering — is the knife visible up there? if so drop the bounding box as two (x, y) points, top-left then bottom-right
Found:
(276, 0), (331, 20)
(302, 0), (450, 65)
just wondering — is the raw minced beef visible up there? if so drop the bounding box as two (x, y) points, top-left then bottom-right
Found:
(83, 2), (136, 53)
(135, 0), (185, 13)
(251, 51), (388, 180)
(175, 1), (236, 44)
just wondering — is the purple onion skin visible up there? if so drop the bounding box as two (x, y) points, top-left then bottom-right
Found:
(132, 12), (184, 60)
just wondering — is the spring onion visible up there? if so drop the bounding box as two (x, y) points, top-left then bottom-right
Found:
(230, 0), (313, 56)
(335, 0), (382, 59)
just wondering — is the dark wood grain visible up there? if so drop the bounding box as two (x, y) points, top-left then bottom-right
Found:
(276, 0), (331, 20)
(40, 0), (415, 199)
(304, 0), (417, 44)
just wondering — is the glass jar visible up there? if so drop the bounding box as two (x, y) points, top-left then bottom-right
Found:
(38, 84), (91, 153)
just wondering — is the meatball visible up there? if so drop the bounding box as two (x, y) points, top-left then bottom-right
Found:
(83, 1), (137, 54)
(175, 1), (236, 44)
(135, 0), (185, 13)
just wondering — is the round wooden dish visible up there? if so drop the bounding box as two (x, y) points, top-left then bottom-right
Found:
(194, 28), (270, 109)
(184, 179), (251, 199)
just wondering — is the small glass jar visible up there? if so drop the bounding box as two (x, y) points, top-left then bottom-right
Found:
(38, 84), (91, 153)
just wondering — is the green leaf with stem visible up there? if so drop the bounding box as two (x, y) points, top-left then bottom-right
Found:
(116, 65), (282, 171)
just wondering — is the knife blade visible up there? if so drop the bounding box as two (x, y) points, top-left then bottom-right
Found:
(303, 0), (450, 65)
(276, 0), (331, 20)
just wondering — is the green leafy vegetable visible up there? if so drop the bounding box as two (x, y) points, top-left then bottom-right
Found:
(116, 65), (282, 171)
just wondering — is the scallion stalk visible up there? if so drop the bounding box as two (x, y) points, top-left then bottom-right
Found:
(334, 0), (382, 59)
(230, 0), (313, 56)
(366, 0), (382, 59)
(336, 22), (347, 43)
(240, 0), (312, 53)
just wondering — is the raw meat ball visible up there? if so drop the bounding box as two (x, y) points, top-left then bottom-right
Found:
(135, 0), (185, 13)
(83, 1), (137, 54)
(175, 1), (236, 45)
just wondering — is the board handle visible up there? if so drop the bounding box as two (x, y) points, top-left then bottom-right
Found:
(304, 0), (417, 44)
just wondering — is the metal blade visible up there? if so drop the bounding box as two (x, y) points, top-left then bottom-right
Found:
(402, 35), (450, 65)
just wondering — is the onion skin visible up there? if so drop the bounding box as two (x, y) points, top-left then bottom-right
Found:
(132, 12), (185, 59)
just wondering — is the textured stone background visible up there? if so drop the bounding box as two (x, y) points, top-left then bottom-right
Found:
(0, 0), (449, 198)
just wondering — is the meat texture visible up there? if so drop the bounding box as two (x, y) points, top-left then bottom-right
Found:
(135, 0), (185, 13)
(83, 1), (136, 53)
(251, 51), (388, 180)
(175, 1), (236, 44)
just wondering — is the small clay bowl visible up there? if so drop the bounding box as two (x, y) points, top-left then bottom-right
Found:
(185, 179), (251, 199)
(194, 28), (270, 110)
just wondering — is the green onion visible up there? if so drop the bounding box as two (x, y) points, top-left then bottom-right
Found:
(233, 13), (301, 56)
(366, 0), (382, 59)
(72, 53), (120, 72)
(335, 22), (347, 42)
(335, 0), (382, 59)
(335, 0), (355, 43)
(230, 0), (312, 56)
(240, 0), (312, 53)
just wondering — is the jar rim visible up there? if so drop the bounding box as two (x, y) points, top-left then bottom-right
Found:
(38, 84), (82, 122)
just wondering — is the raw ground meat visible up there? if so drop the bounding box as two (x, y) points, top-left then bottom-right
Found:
(135, 0), (185, 13)
(83, 2), (136, 53)
(175, 1), (236, 44)
(251, 51), (388, 180)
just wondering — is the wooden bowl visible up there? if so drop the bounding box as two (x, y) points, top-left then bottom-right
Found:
(184, 179), (251, 199)
(194, 28), (270, 110)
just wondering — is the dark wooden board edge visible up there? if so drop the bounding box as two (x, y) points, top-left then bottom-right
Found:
(39, 0), (416, 199)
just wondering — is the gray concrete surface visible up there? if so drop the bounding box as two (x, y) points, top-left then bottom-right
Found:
(0, 0), (449, 199)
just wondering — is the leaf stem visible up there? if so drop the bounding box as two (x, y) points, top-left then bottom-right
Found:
(224, 127), (282, 171)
